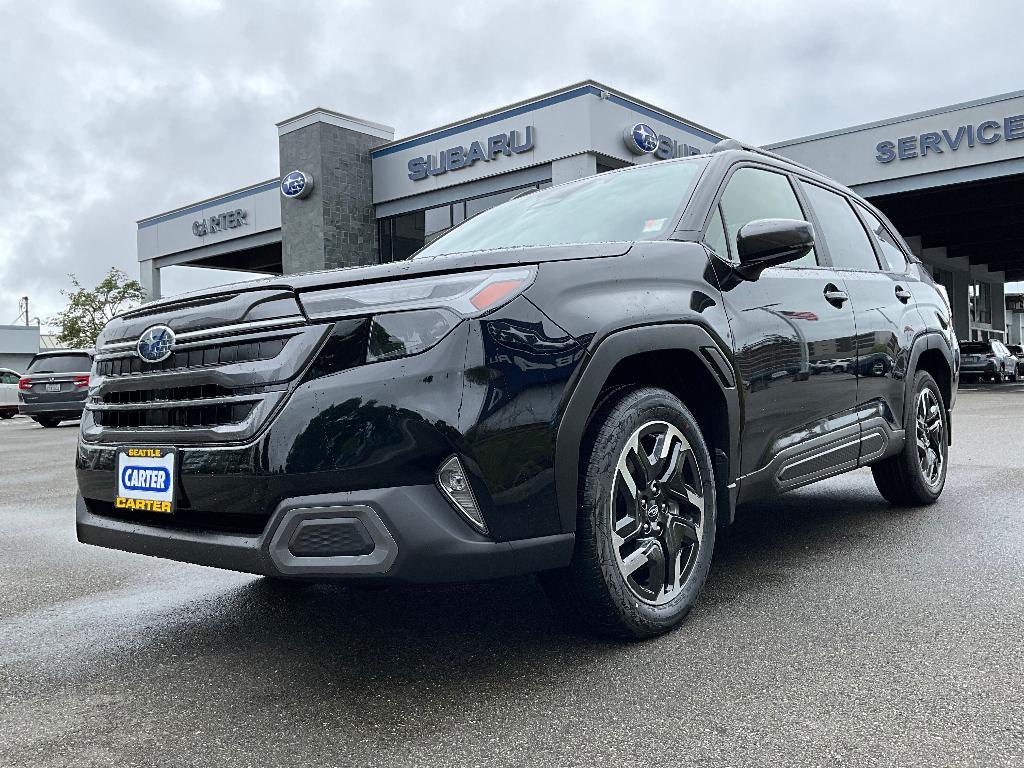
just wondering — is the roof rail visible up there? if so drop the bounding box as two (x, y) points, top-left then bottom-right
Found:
(710, 138), (820, 174)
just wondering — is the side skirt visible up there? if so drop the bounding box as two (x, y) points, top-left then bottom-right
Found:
(736, 417), (905, 501)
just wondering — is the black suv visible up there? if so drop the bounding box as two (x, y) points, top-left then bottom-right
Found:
(76, 141), (958, 639)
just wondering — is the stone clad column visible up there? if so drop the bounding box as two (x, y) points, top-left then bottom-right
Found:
(277, 110), (394, 274)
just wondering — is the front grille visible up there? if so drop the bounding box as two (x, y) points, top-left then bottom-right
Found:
(84, 313), (338, 444)
(101, 384), (235, 405)
(93, 401), (256, 429)
(96, 337), (288, 377)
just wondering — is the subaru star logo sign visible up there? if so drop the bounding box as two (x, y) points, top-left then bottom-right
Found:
(280, 169), (314, 199)
(137, 325), (175, 364)
(625, 123), (660, 155)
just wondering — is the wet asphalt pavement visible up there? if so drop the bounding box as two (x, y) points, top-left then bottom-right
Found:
(1, 387), (1023, 767)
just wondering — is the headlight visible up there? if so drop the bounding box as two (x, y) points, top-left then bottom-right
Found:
(299, 267), (536, 364)
(299, 267), (536, 320)
(366, 308), (460, 362)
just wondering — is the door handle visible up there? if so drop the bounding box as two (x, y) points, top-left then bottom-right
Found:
(895, 285), (912, 303)
(823, 284), (849, 307)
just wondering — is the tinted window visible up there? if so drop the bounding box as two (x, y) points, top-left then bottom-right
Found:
(27, 354), (91, 374)
(720, 168), (816, 268)
(415, 159), (707, 258)
(960, 342), (991, 354)
(0, 371), (18, 384)
(799, 182), (879, 271)
(858, 206), (909, 272)
(704, 206), (729, 260)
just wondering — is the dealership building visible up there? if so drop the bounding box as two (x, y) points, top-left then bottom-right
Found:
(138, 81), (1024, 342)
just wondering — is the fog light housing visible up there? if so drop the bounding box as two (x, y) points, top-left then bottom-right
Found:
(437, 455), (488, 534)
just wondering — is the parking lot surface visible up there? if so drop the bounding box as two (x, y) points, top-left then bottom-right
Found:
(1, 387), (1023, 767)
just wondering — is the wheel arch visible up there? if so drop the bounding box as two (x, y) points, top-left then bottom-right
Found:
(554, 324), (741, 533)
(907, 333), (955, 442)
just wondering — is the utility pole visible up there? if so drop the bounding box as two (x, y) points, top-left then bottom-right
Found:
(17, 296), (29, 326)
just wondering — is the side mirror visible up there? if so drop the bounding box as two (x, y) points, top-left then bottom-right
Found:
(735, 218), (815, 280)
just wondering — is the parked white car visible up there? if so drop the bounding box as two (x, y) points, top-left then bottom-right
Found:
(0, 367), (21, 419)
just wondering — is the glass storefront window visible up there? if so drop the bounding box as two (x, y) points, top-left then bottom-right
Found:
(424, 206), (452, 236)
(970, 281), (992, 325)
(392, 211), (425, 261)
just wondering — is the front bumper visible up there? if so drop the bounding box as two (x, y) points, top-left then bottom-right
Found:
(76, 487), (573, 582)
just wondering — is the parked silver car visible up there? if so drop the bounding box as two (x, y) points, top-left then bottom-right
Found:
(0, 367), (20, 419)
(17, 350), (93, 427)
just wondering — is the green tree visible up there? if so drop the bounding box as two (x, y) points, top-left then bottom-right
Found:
(51, 267), (147, 348)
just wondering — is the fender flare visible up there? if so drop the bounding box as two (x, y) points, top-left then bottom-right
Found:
(905, 331), (955, 414)
(553, 323), (741, 533)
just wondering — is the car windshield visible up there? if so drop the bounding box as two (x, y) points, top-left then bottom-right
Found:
(414, 158), (708, 259)
(27, 354), (91, 373)
(960, 343), (991, 354)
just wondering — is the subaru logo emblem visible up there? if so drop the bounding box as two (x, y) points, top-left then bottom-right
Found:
(137, 325), (175, 363)
(280, 169), (314, 199)
(625, 123), (660, 155)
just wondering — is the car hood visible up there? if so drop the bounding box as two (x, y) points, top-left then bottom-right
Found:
(198, 242), (632, 296)
(100, 243), (632, 342)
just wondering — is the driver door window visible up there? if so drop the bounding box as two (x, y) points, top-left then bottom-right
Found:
(719, 167), (817, 268)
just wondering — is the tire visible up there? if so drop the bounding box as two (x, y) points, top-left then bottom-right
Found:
(871, 370), (948, 506)
(0, 411), (13, 420)
(540, 387), (716, 640)
(34, 417), (61, 428)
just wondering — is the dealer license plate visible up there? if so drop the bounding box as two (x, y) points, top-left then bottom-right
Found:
(115, 447), (176, 514)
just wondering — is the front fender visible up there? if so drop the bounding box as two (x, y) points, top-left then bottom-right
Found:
(553, 323), (741, 533)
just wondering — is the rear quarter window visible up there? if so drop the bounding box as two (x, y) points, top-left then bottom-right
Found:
(857, 205), (910, 272)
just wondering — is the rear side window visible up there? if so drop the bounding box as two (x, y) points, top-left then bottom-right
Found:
(720, 168), (817, 268)
(0, 371), (18, 384)
(26, 354), (91, 374)
(798, 182), (879, 271)
(858, 206), (909, 272)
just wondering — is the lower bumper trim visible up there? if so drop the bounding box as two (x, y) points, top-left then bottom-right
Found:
(76, 485), (575, 583)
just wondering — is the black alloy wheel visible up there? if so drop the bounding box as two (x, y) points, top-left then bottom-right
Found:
(540, 387), (716, 640)
(609, 420), (705, 605)
(872, 370), (948, 506)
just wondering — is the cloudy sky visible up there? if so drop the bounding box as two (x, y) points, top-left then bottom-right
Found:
(1, 0), (1022, 327)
